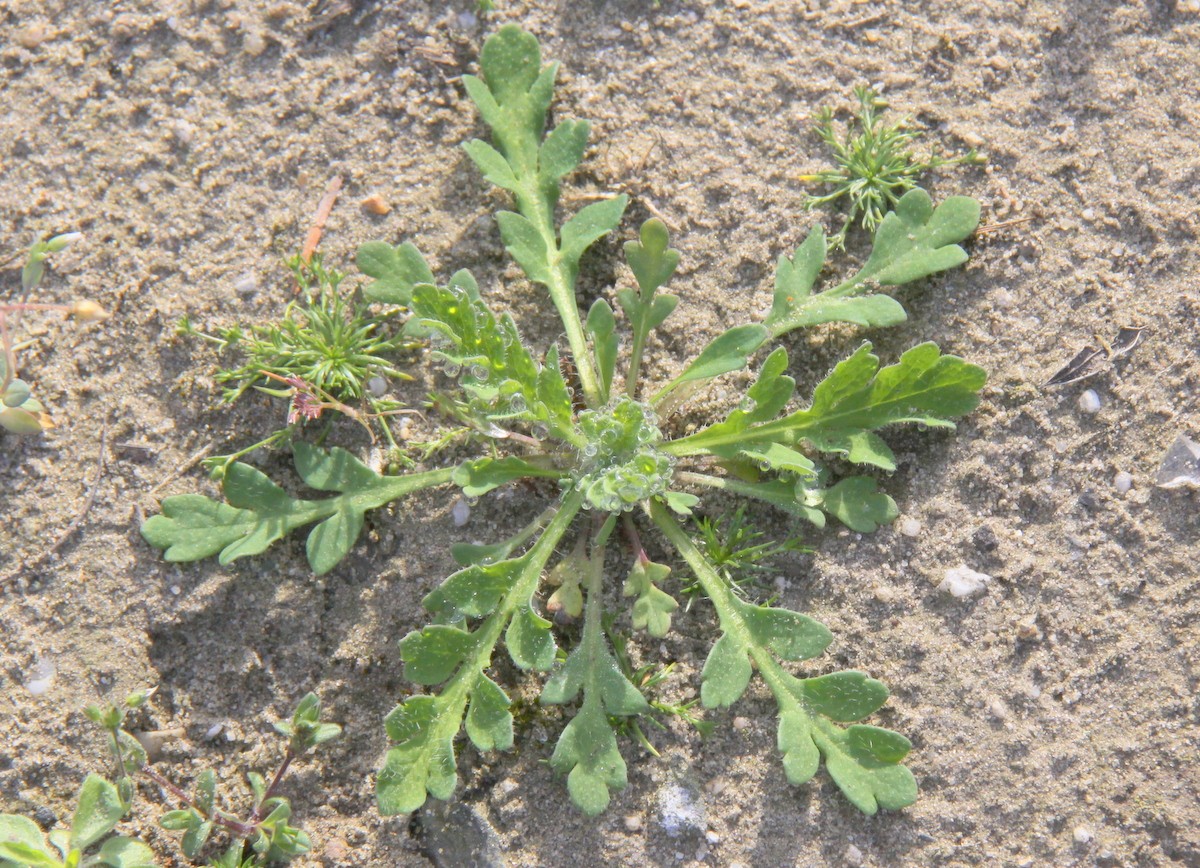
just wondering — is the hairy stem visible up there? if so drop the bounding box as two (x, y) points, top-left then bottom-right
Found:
(625, 328), (649, 402)
(513, 181), (601, 409)
(248, 748), (295, 825)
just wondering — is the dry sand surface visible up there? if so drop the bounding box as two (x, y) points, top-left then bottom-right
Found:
(2, 1), (1199, 866)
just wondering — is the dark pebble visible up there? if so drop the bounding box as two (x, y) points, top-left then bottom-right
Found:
(34, 805), (57, 828)
(972, 525), (999, 552)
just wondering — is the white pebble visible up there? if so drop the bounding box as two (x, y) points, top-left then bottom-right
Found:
(1078, 389), (1101, 414)
(169, 585), (181, 596)
(1081, 208), (1096, 221)
(898, 517), (921, 537)
(1113, 471), (1133, 495)
(233, 273), (258, 296)
(623, 814), (643, 832)
(204, 723), (224, 740)
(243, 30), (266, 56)
(367, 376), (387, 397)
(451, 497), (470, 527)
(732, 716), (751, 730)
(24, 654), (56, 696)
(844, 844), (864, 866)
(988, 698), (1009, 720)
(1074, 826), (1093, 844)
(938, 565), (993, 598)
(705, 830), (720, 845)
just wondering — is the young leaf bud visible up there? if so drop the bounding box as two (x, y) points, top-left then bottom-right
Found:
(46, 231), (83, 252)
(3, 379), (32, 408)
(0, 406), (47, 434)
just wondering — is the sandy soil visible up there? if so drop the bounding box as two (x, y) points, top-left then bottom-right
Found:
(2, 1), (1199, 866)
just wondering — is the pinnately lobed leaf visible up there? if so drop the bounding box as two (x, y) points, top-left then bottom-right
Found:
(668, 341), (986, 468)
(652, 501), (918, 815)
(141, 444), (454, 575)
(765, 189), (980, 338)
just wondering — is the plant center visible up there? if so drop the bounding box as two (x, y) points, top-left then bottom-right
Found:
(572, 396), (674, 512)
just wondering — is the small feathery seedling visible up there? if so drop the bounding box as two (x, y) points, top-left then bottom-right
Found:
(681, 506), (809, 606)
(802, 85), (984, 249)
(178, 253), (415, 473)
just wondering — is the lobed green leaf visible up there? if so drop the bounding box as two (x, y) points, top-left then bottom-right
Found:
(560, 195), (628, 268)
(401, 626), (475, 686)
(357, 241), (434, 305)
(422, 560), (518, 622)
(799, 671), (889, 722)
(496, 211), (551, 286)
(766, 189), (980, 338)
(453, 456), (559, 498)
(735, 599), (832, 662)
(550, 701), (627, 817)
(465, 676), (514, 752)
(462, 139), (519, 192)
(411, 281), (574, 437)
(816, 476), (898, 533)
(622, 559), (676, 638)
(142, 449), (453, 575)
(860, 190), (979, 286)
(699, 633), (752, 709)
(671, 342), (985, 468)
(379, 697), (459, 814)
(505, 605), (556, 670)
(657, 324), (769, 402)
(651, 501), (917, 816)
(539, 120), (590, 184)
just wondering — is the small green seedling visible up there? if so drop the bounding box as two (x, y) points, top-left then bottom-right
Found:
(684, 506), (808, 604)
(178, 253), (414, 474)
(143, 27), (987, 818)
(88, 691), (339, 867)
(0, 775), (155, 868)
(2, 233), (108, 434)
(802, 86), (984, 249)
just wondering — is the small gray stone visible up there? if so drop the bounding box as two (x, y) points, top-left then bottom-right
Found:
(418, 801), (505, 868)
(33, 805), (56, 829)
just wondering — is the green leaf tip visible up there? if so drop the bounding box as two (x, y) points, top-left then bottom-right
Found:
(356, 240), (433, 306)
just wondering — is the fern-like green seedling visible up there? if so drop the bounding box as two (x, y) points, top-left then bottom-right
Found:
(178, 253), (415, 474)
(802, 86), (984, 249)
(142, 26), (988, 819)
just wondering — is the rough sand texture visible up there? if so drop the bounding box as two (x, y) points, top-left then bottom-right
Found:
(2, 1), (1198, 866)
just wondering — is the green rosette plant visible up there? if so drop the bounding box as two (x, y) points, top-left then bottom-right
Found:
(143, 26), (987, 818)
